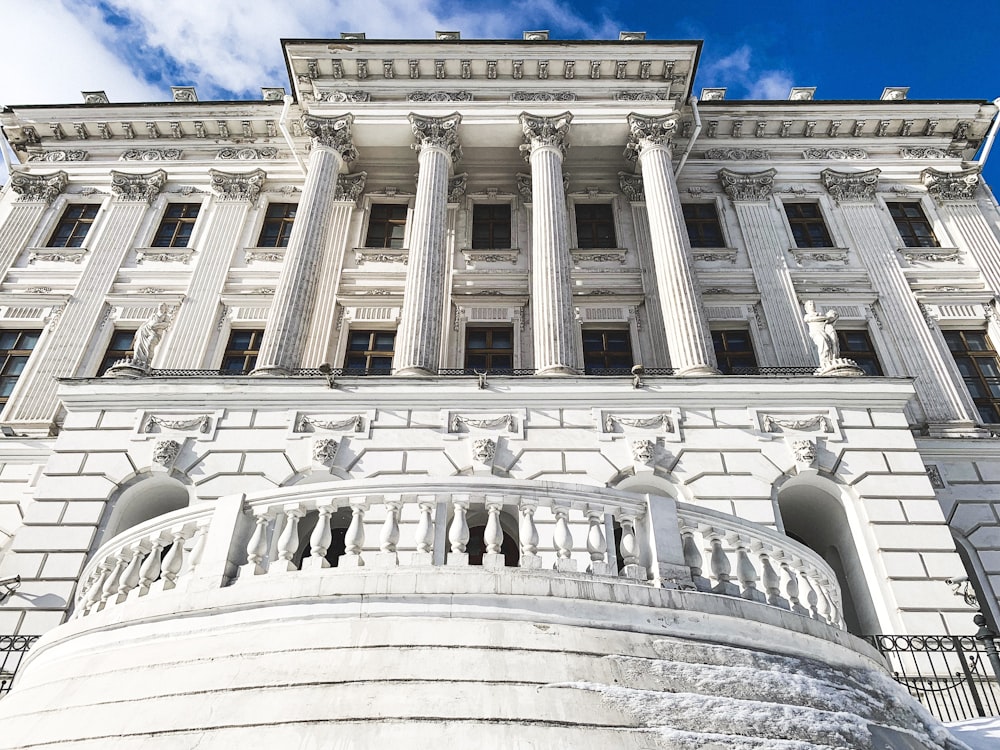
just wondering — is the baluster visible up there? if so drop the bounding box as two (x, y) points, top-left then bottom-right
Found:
(586, 508), (614, 576)
(708, 530), (739, 596)
(183, 522), (209, 578)
(82, 560), (113, 615)
(412, 499), (435, 564)
(760, 551), (788, 609)
(272, 505), (304, 573)
(158, 530), (187, 590)
(734, 536), (765, 603)
(241, 511), (270, 577)
(305, 503), (334, 569)
(801, 569), (820, 620)
(815, 576), (834, 625)
(116, 543), (147, 602)
(136, 536), (165, 596)
(518, 499), (541, 569)
(680, 523), (710, 592)
(448, 497), (470, 564)
(783, 560), (809, 616)
(483, 499), (505, 568)
(100, 551), (129, 608)
(74, 571), (99, 616)
(619, 513), (646, 580)
(376, 498), (401, 567)
(340, 500), (366, 567)
(552, 504), (576, 572)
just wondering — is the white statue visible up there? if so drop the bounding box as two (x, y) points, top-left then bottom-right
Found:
(803, 300), (840, 367)
(132, 303), (171, 370)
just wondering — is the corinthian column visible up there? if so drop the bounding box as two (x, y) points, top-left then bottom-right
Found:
(520, 112), (579, 375)
(394, 113), (462, 376)
(626, 113), (718, 375)
(0, 172), (68, 279)
(253, 114), (357, 375)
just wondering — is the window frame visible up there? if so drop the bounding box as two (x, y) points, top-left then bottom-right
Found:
(47, 203), (101, 248)
(255, 202), (297, 248)
(711, 328), (759, 374)
(942, 329), (1000, 424)
(220, 328), (264, 374)
(470, 203), (513, 250)
(581, 327), (634, 374)
(783, 202), (835, 249)
(885, 201), (941, 248)
(0, 329), (43, 407)
(151, 202), (202, 248)
(342, 328), (397, 374)
(572, 202), (618, 250)
(682, 201), (727, 248)
(363, 203), (410, 249)
(836, 328), (884, 377)
(464, 326), (515, 372)
(97, 329), (137, 376)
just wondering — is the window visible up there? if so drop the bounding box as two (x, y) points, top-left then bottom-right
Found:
(256, 203), (296, 248)
(471, 204), (512, 249)
(887, 202), (939, 248)
(0, 330), (40, 405)
(48, 204), (99, 248)
(98, 330), (135, 375)
(683, 203), (725, 248)
(837, 330), (883, 376)
(364, 204), (407, 249)
(221, 329), (263, 373)
(712, 330), (758, 374)
(944, 330), (1000, 423)
(344, 330), (395, 374)
(152, 203), (200, 247)
(582, 329), (633, 374)
(784, 204), (833, 248)
(575, 204), (616, 249)
(465, 327), (513, 371)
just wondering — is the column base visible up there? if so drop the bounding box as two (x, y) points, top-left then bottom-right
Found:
(676, 364), (721, 377)
(249, 365), (293, 377)
(815, 359), (864, 377)
(103, 361), (149, 379)
(535, 365), (579, 376)
(394, 366), (435, 377)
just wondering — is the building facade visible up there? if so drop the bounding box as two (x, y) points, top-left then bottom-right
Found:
(0, 31), (997, 748)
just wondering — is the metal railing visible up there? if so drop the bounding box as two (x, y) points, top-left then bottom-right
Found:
(868, 631), (1000, 723)
(0, 636), (39, 698)
(144, 366), (844, 379)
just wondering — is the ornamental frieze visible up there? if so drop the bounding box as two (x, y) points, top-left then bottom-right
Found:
(705, 148), (771, 161)
(10, 171), (68, 203)
(901, 148), (949, 159)
(314, 90), (371, 103)
(110, 169), (167, 203)
(510, 91), (576, 102)
(921, 167), (980, 203)
(120, 149), (182, 161)
(27, 150), (87, 162)
(820, 168), (880, 203)
(802, 148), (868, 160)
(216, 147), (278, 160)
(614, 91), (671, 101)
(406, 91), (473, 102)
(718, 168), (776, 201)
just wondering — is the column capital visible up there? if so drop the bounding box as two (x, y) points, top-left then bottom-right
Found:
(448, 173), (468, 203)
(110, 169), (167, 203)
(519, 111), (572, 159)
(303, 114), (358, 163)
(618, 172), (645, 202)
(624, 112), (679, 162)
(209, 169), (267, 202)
(921, 166), (980, 203)
(333, 171), (367, 203)
(719, 168), (776, 202)
(820, 167), (880, 203)
(10, 170), (68, 204)
(409, 112), (462, 163)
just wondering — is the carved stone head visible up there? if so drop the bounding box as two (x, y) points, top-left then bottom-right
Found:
(631, 439), (655, 464)
(472, 438), (496, 464)
(152, 439), (181, 467)
(313, 438), (339, 464)
(792, 439), (817, 466)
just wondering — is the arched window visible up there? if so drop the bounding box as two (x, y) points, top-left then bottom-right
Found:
(101, 475), (192, 542)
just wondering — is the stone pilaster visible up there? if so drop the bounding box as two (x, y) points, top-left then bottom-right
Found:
(626, 113), (717, 376)
(718, 168), (813, 366)
(253, 115), (357, 375)
(0, 171), (68, 279)
(160, 170), (266, 368)
(520, 112), (579, 375)
(7, 172), (166, 426)
(394, 113), (461, 376)
(822, 168), (983, 433)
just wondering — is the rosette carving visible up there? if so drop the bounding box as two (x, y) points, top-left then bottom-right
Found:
(302, 114), (358, 163)
(10, 171), (68, 203)
(110, 170), (167, 203)
(408, 113), (462, 163)
(209, 169), (266, 202)
(624, 113), (679, 162)
(519, 112), (572, 158)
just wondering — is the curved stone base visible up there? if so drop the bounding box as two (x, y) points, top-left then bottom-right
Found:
(676, 363), (722, 377)
(0, 570), (956, 750)
(393, 366), (435, 377)
(816, 358), (865, 377)
(535, 365), (579, 376)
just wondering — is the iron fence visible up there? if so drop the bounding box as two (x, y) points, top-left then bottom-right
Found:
(0, 636), (38, 698)
(868, 633), (1000, 723)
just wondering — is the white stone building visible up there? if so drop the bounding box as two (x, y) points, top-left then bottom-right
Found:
(0, 30), (997, 748)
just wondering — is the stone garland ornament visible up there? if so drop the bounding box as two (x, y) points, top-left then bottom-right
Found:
(820, 168), (880, 203)
(209, 169), (266, 203)
(409, 113), (463, 163)
(296, 414), (364, 432)
(802, 300), (864, 376)
(605, 413), (674, 433)
(718, 168), (776, 202)
(143, 415), (211, 433)
(316, 90), (371, 103)
(110, 170), (167, 203)
(10, 171), (68, 204)
(624, 113), (679, 162)
(900, 148), (949, 159)
(451, 414), (515, 432)
(920, 167), (980, 203)
(151, 439), (182, 467)
(615, 91), (671, 101)
(302, 114), (358, 163)
(519, 112), (573, 159)
(762, 414), (832, 433)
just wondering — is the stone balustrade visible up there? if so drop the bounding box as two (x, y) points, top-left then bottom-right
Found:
(74, 478), (843, 630)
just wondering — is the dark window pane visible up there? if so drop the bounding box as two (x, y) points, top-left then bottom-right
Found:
(256, 203), (296, 248)
(472, 204), (512, 249)
(784, 203), (833, 248)
(582, 329), (633, 373)
(712, 330), (758, 374)
(887, 202), (940, 248)
(944, 330), (1000, 423)
(365, 204), (408, 248)
(575, 204), (616, 249)
(464, 327), (515, 371)
(344, 330), (396, 373)
(49, 205), (99, 248)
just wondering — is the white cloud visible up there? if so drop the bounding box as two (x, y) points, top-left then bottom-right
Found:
(699, 44), (793, 100)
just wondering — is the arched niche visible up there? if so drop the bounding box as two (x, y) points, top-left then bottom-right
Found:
(776, 477), (881, 636)
(950, 531), (1000, 632)
(101, 474), (193, 542)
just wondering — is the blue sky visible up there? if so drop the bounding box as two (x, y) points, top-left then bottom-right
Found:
(2, 0), (999, 183)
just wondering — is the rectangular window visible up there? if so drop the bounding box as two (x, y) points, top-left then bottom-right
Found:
(471, 204), (512, 249)
(712, 330), (758, 374)
(345, 330), (396, 374)
(256, 203), (296, 248)
(98, 330), (135, 376)
(152, 203), (200, 247)
(48, 204), (99, 248)
(837, 330), (883, 377)
(465, 327), (514, 371)
(575, 204), (616, 249)
(944, 330), (1000, 423)
(0, 330), (41, 405)
(887, 202), (940, 248)
(221, 329), (263, 373)
(582, 329), (633, 374)
(365, 204), (408, 249)
(683, 203), (725, 248)
(784, 203), (833, 248)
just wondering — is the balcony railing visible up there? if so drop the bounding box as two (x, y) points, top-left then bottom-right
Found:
(145, 366), (853, 379)
(72, 478), (843, 632)
(0, 636), (39, 698)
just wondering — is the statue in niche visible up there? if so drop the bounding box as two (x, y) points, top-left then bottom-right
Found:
(802, 300), (840, 367)
(131, 303), (171, 370)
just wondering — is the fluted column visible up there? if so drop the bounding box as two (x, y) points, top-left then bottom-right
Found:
(394, 113), (462, 376)
(718, 169), (815, 366)
(8, 170), (166, 425)
(520, 112), (579, 375)
(253, 115), (357, 375)
(822, 168), (982, 431)
(626, 114), (718, 376)
(1, 171), (68, 276)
